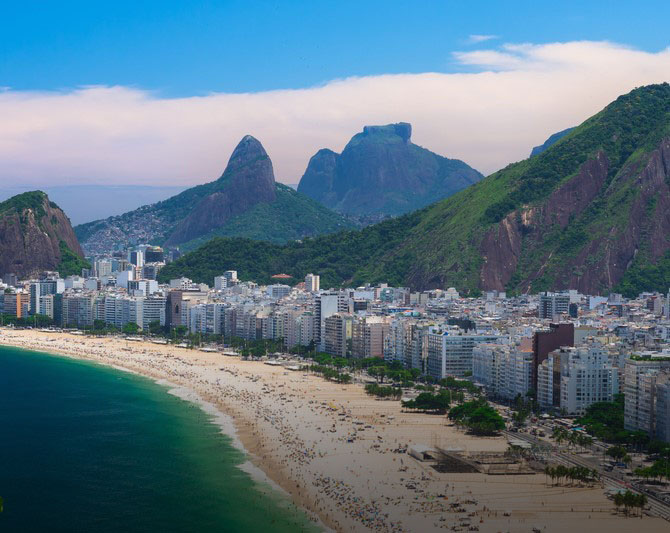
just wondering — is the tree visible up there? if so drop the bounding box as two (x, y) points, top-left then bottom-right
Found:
(365, 383), (402, 400)
(122, 322), (140, 335)
(577, 394), (631, 443)
(606, 445), (628, 461)
(148, 320), (163, 335)
(402, 391), (450, 414)
(368, 366), (387, 384)
(613, 492), (624, 514)
(448, 399), (505, 435)
(337, 373), (352, 384)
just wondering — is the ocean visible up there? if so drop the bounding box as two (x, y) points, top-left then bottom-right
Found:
(0, 345), (319, 532)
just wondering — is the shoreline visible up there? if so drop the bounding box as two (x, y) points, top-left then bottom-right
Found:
(159, 381), (330, 531)
(1, 329), (668, 533)
(0, 339), (328, 531)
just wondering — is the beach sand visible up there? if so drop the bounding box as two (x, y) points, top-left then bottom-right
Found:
(1, 329), (667, 532)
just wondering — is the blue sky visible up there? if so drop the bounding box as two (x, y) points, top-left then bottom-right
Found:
(2, 0), (669, 96)
(0, 1), (669, 199)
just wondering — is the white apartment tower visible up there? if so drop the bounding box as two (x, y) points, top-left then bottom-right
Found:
(538, 344), (619, 414)
(305, 273), (320, 292)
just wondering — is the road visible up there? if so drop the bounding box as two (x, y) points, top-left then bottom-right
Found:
(504, 429), (670, 521)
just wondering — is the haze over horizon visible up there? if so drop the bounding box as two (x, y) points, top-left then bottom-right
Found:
(1, 1), (669, 193)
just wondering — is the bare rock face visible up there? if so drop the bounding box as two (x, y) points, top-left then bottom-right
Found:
(480, 151), (610, 291)
(0, 191), (84, 277)
(479, 138), (670, 294)
(165, 135), (276, 245)
(295, 149), (339, 207)
(297, 123), (482, 216)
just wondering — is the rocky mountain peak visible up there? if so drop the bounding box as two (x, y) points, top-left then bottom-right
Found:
(297, 123), (482, 216)
(0, 191), (86, 277)
(362, 122), (412, 143)
(165, 135), (277, 245)
(223, 135), (270, 176)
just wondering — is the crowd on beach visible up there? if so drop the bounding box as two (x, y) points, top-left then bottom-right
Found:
(2, 330), (667, 533)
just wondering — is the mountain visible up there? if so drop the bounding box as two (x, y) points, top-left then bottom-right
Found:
(297, 123), (483, 216)
(75, 136), (353, 254)
(0, 185), (187, 226)
(164, 135), (277, 246)
(0, 191), (89, 278)
(530, 127), (575, 157)
(158, 84), (670, 298)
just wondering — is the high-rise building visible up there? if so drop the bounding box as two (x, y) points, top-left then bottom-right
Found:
(62, 293), (95, 328)
(473, 344), (533, 401)
(426, 328), (505, 379)
(538, 292), (570, 319)
(165, 289), (208, 329)
(537, 345), (618, 414)
(3, 292), (30, 318)
(144, 246), (164, 263)
(267, 284), (291, 300)
(142, 263), (164, 280)
(305, 273), (320, 293)
(532, 323), (574, 391)
(223, 271), (238, 283)
(3, 273), (18, 287)
(324, 313), (349, 358)
(94, 259), (113, 278)
(315, 292), (349, 351)
(293, 312), (315, 348)
(188, 303), (226, 335)
(352, 317), (389, 359)
(624, 358), (670, 441)
(655, 373), (670, 443)
(128, 250), (145, 268)
(30, 279), (64, 315)
(127, 279), (158, 297)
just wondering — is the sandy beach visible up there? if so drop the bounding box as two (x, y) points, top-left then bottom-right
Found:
(1, 329), (667, 533)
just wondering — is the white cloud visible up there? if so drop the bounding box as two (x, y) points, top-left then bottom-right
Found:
(467, 34), (498, 44)
(0, 41), (669, 188)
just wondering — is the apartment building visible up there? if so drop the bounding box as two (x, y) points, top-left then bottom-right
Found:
(352, 316), (389, 359)
(426, 328), (505, 379)
(624, 358), (670, 441)
(538, 344), (619, 414)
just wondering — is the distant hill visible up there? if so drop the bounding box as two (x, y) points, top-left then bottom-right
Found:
(0, 185), (187, 226)
(297, 123), (483, 216)
(159, 84), (670, 298)
(530, 127), (575, 157)
(0, 191), (89, 278)
(75, 136), (353, 254)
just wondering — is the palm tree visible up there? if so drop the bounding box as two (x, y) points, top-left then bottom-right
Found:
(638, 493), (648, 518)
(613, 492), (623, 514)
(591, 468), (600, 484)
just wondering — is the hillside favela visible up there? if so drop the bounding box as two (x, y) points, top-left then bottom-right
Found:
(2, 3), (670, 533)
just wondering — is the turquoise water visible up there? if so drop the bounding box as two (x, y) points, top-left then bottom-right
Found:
(0, 345), (319, 532)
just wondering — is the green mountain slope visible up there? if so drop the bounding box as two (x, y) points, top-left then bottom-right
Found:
(178, 183), (356, 251)
(159, 84), (670, 296)
(530, 127), (575, 157)
(75, 137), (353, 254)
